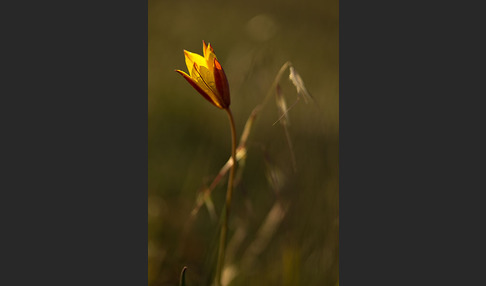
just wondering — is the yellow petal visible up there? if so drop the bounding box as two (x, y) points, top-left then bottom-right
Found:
(192, 62), (223, 108)
(203, 40), (208, 57)
(204, 43), (216, 71)
(184, 50), (208, 77)
(205, 42), (214, 56)
(191, 61), (216, 96)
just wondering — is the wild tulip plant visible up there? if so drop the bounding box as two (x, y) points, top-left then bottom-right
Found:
(176, 41), (236, 286)
(176, 41), (231, 109)
(176, 41), (311, 286)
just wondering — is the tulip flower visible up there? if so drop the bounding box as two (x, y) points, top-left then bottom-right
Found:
(175, 41), (231, 109)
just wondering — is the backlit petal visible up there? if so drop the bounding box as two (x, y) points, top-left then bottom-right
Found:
(192, 62), (224, 108)
(204, 43), (216, 72)
(175, 69), (222, 109)
(203, 40), (208, 57)
(184, 50), (208, 77)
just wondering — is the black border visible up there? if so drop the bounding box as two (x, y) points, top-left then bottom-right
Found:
(2, 1), (148, 284)
(340, 1), (484, 285)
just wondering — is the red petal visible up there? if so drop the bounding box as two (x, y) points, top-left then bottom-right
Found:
(213, 58), (230, 108)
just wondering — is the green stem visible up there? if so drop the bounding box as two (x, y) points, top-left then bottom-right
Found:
(215, 108), (237, 286)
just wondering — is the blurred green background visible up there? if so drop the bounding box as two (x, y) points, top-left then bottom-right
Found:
(148, 0), (338, 285)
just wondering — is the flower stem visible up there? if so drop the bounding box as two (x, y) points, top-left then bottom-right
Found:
(215, 107), (237, 286)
